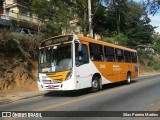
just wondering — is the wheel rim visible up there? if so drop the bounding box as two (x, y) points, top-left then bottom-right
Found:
(92, 80), (98, 89)
(127, 74), (131, 83)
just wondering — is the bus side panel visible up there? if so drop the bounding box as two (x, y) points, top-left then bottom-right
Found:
(104, 62), (115, 82)
(119, 63), (138, 81)
(93, 61), (124, 83)
(119, 63), (131, 81)
(131, 63), (139, 79)
(75, 61), (111, 90)
(118, 63), (126, 82)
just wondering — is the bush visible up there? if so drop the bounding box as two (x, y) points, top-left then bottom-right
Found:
(103, 37), (115, 43)
(147, 59), (160, 70)
(0, 30), (19, 55)
(0, 30), (42, 58)
(147, 60), (157, 66)
(138, 50), (150, 64)
(114, 33), (128, 46)
(153, 64), (160, 70)
(12, 35), (43, 59)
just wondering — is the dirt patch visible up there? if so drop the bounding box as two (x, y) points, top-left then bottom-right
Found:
(0, 55), (38, 96)
(153, 55), (160, 63)
(139, 62), (160, 75)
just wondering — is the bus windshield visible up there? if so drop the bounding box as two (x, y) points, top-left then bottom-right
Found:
(39, 44), (72, 73)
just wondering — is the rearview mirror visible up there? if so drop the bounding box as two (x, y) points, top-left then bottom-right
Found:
(74, 40), (82, 52)
(78, 43), (82, 52)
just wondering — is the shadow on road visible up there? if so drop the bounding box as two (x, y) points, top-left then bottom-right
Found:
(44, 80), (138, 97)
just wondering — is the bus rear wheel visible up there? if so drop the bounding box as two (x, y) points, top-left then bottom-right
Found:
(126, 73), (131, 84)
(90, 77), (100, 92)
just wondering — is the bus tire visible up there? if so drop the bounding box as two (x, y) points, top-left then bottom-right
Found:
(90, 77), (100, 92)
(126, 72), (131, 84)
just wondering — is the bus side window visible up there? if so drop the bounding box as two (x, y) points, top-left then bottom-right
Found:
(89, 43), (103, 61)
(75, 44), (89, 65)
(124, 50), (131, 63)
(115, 49), (124, 62)
(104, 46), (115, 62)
(131, 52), (137, 63)
(81, 45), (89, 64)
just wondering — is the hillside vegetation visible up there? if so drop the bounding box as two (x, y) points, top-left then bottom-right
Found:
(138, 50), (160, 74)
(0, 31), (40, 92)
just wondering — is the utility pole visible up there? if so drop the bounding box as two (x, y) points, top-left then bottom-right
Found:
(88, 0), (93, 37)
(3, 0), (6, 15)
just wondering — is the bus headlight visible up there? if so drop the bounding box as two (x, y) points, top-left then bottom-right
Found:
(66, 69), (72, 80)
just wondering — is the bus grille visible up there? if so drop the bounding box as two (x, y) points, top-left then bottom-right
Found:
(42, 80), (52, 84)
(42, 80), (61, 84)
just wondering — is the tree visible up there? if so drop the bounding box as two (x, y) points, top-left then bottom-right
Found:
(153, 36), (160, 54)
(92, 3), (112, 38)
(124, 1), (154, 48)
(31, 0), (77, 36)
(97, 0), (128, 35)
(145, 0), (160, 15)
(99, 0), (160, 15)
(95, 0), (154, 48)
(31, 0), (154, 48)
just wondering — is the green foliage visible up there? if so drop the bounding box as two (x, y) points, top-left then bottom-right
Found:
(0, 30), (18, 54)
(114, 33), (128, 46)
(138, 50), (160, 71)
(148, 60), (157, 66)
(103, 37), (115, 43)
(124, 2), (154, 48)
(153, 64), (160, 70)
(153, 37), (160, 54)
(32, 0), (79, 36)
(31, 0), (154, 48)
(92, 1), (154, 48)
(103, 33), (128, 46)
(92, 5), (114, 36)
(137, 50), (150, 64)
(43, 20), (62, 37)
(12, 36), (42, 59)
(148, 60), (160, 70)
(0, 30), (41, 59)
(0, 64), (3, 70)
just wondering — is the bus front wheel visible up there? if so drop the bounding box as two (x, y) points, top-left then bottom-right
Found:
(90, 77), (100, 92)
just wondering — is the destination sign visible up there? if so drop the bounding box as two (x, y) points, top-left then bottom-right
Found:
(41, 35), (73, 47)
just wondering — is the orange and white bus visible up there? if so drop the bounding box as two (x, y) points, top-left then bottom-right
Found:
(38, 34), (138, 92)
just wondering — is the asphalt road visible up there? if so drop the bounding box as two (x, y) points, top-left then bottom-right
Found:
(0, 74), (160, 120)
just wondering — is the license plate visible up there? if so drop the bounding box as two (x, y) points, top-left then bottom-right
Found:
(48, 85), (54, 89)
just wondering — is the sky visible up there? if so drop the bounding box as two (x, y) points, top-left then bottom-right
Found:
(134, 0), (160, 33)
(149, 14), (160, 33)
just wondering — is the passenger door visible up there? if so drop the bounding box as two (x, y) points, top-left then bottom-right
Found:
(75, 42), (92, 89)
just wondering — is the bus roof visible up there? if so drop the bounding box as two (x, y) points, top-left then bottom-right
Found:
(40, 34), (136, 52)
(76, 35), (137, 52)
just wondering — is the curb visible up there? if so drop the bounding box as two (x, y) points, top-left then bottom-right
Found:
(0, 91), (47, 105)
(138, 72), (160, 77)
